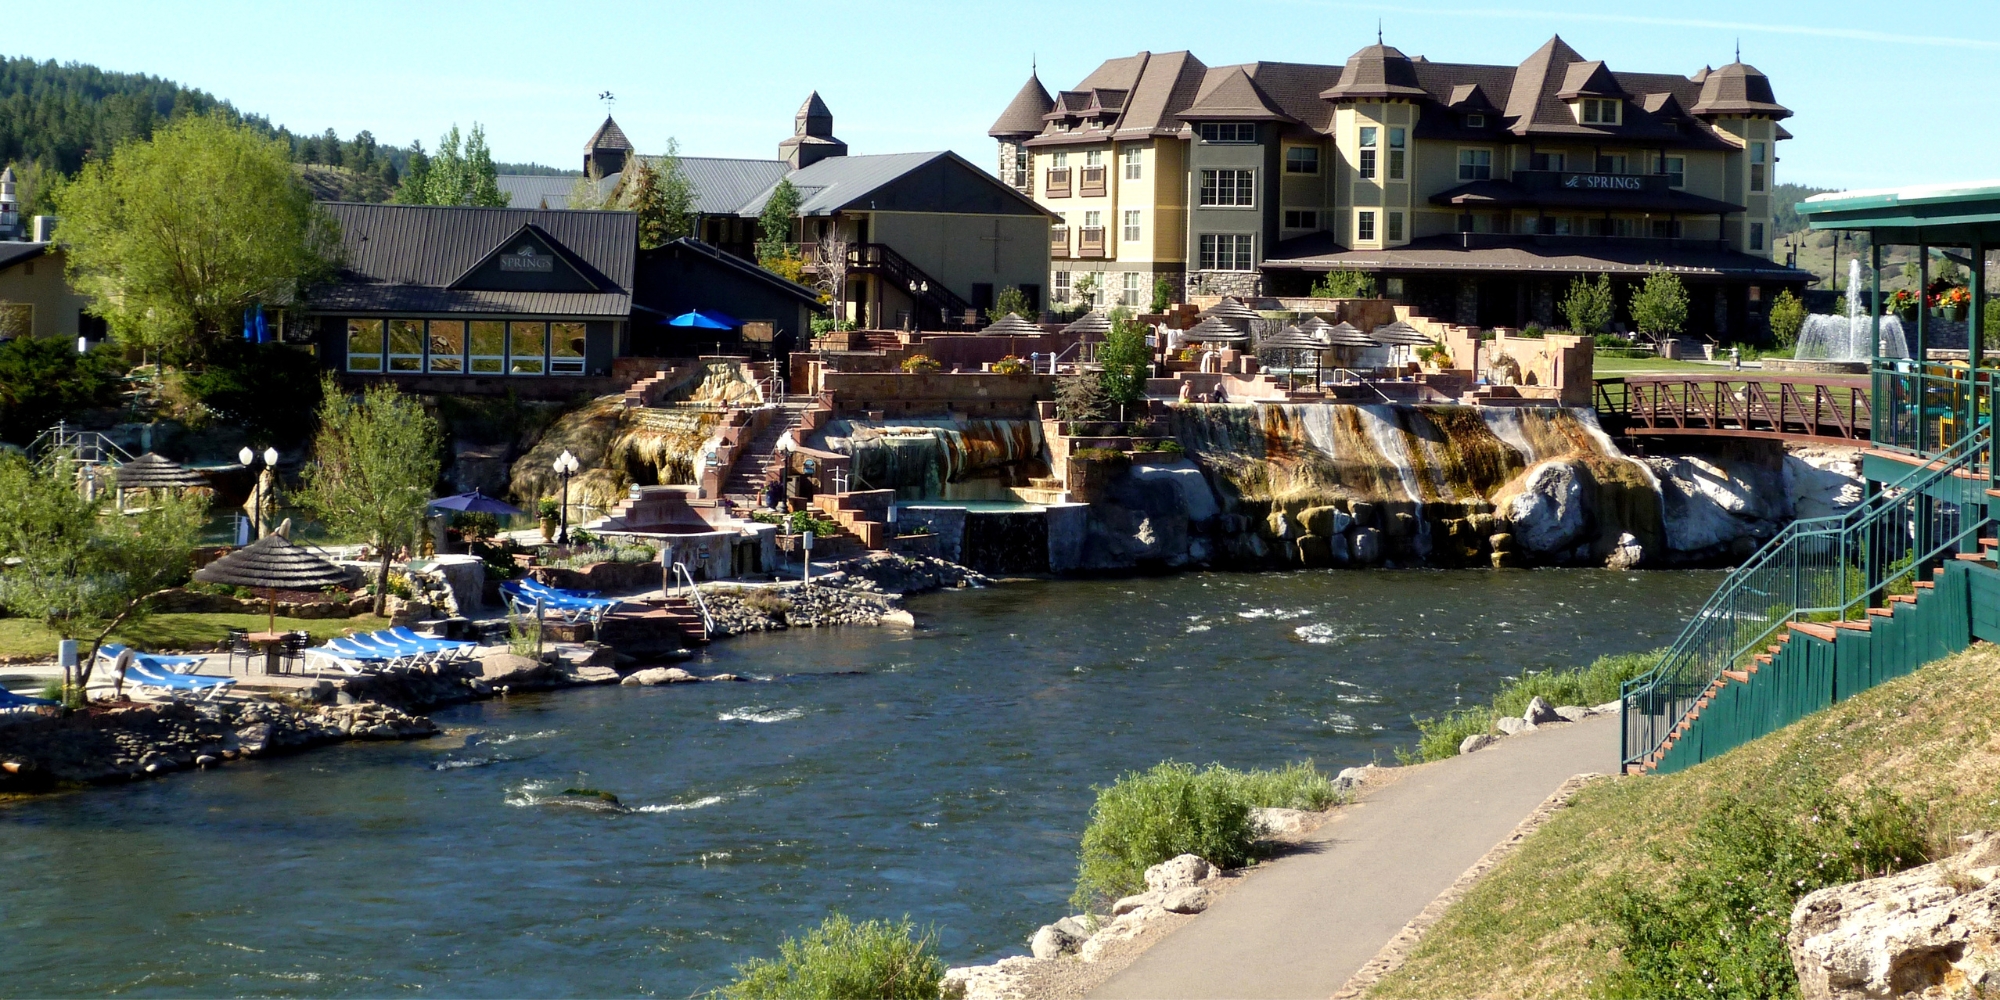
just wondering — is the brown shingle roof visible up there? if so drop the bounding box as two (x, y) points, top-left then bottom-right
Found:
(1182, 66), (1297, 123)
(1320, 43), (1428, 101)
(585, 116), (632, 153)
(1692, 62), (1792, 119)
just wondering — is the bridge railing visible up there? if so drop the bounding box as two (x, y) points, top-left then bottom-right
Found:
(1621, 409), (1995, 770)
(1871, 360), (1996, 458)
(1596, 374), (1871, 441)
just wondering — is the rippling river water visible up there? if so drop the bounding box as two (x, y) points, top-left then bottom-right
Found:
(0, 569), (1720, 996)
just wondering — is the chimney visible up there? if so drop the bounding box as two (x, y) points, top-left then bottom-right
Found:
(32, 216), (57, 242)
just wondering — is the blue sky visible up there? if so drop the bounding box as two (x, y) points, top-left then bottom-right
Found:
(13, 1), (1999, 190)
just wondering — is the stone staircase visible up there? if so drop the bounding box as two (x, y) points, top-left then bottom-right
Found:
(721, 401), (815, 506)
(598, 594), (711, 651)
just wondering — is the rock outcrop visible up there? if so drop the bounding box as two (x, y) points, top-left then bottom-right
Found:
(1789, 831), (2000, 999)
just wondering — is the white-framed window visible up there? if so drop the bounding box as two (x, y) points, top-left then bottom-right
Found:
(1085, 149), (1103, 166)
(1284, 146), (1319, 174)
(1013, 147), (1029, 178)
(346, 319), (385, 372)
(1198, 169), (1255, 207)
(1123, 146), (1142, 179)
(1083, 210), (1102, 229)
(1750, 222), (1765, 251)
(1052, 151), (1068, 167)
(1465, 113), (1485, 128)
(1356, 210), (1377, 242)
(508, 321), (547, 375)
(1122, 271), (1142, 306)
(387, 318), (424, 372)
(550, 321), (586, 375)
(1197, 234), (1254, 271)
(469, 320), (505, 373)
(1530, 150), (1565, 172)
(1662, 155), (1685, 188)
(1052, 270), (1072, 301)
(1750, 142), (1768, 192)
(1122, 209), (1141, 241)
(1358, 126), (1377, 180)
(1578, 98), (1621, 125)
(1457, 148), (1493, 181)
(1387, 211), (1404, 242)
(1388, 127), (1406, 180)
(1197, 123), (1256, 143)
(1283, 209), (1317, 230)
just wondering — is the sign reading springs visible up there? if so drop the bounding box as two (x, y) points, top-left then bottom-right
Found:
(499, 246), (555, 272)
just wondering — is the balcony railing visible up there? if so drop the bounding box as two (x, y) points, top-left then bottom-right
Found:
(1079, 166), (1107, 197)
(1050, 226), (1070, 257)
(1046, 167), (1072, 198)
(1077, 226), (1106, 258)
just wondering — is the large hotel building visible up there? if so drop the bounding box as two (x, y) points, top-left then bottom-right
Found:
(991, 36), (1809, 337)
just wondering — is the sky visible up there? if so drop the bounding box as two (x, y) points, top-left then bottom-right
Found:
(12, 0), (2000, 191)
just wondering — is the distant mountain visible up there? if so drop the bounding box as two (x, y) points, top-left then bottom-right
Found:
(0, 55), (571, 203)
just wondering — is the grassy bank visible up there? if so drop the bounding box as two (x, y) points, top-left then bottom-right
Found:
(719, 913), (944, 1000)
(1406, 648), (1663, 762)
(1368, 641), (2000, 998)
(0, 613), (393, 660)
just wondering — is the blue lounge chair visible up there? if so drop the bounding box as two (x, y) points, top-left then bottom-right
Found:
(303, 640), (394, 675)
(378, 628), (476, 664)
(97, 643), (208, 675)
(500, 580), (622, 625)
(122, 662), (235, 700)
(0, 688), (56, 712)
(344, 632), (450, 670)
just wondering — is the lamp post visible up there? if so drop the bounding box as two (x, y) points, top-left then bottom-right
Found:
(908, 279), (928, 331)
(238, 446), (279, 540)
(553, 449), (580, 545)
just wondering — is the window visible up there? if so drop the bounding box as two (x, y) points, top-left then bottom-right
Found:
(1750, 142), (1768, 192)
(1530, 150), (1566, 172)
(1357, 210), (1377, 242)
(1085, 150), (1103, 166)
(1750, 222), (1765, 251)
(1387, 211), (1404, 242)
(1052, 151), (1068, 167)
(1283, 209), (1317, 230)
(1662, 155), (1685, 189)
(1197, 123), (1255, 143)
(1197, 234), (1254, 271)
(346, 319), (385, 372)
(387, 319), (424, 372)
(1053, 270), (1072, 302)
(427, 320), (465, 373)
(1388, 128), (1406, 180)
(1579, 98), (1621, 125)
(1651, 219), (1683, 238)
(1358, 126), (1377, 180)
(1285, 146), (1319, 174)
(1122, 209), (1141, 242)
(469, 320), (505, 373)
(1013, 148), (1029, 178)
(550, 322), (586, 374)
(1596, 154), (1627, 174)
(508, 320), (546, 375)
(1457, 148), (1492, 181)
(1198, 169), (1255, 207)
(1122, 272), (1142, 306)
(1465, 113), (1485, 128)
(1123, 147), (1142, 179)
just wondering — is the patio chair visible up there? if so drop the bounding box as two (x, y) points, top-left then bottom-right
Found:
(327, 636), (419, 671)
(498, 581), (617, 625)
(0, 687), (57, 712)
(281, 632), (310, 674)
(97, 644), (207, 675)
(122, 661), (236, 701)
(347, 632), (448, 671)
(383, 627), (477, 663)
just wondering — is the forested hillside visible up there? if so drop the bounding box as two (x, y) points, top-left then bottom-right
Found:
(0, 55), (569, 206)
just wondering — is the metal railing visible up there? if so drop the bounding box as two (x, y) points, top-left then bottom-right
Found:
(1871, 360), (1995, 456)
(1594, 374), (1872, 442)
(1621, 408), (1995, 769)
(30, 421), (134, 466)
(669, 562), (714, 638)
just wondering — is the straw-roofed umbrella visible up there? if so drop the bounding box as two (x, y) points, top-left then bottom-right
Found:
(1201, 296), (1261, 332)
(1060, 310), (1112, 336)
(982, 314), (1043, 336)
(112, 453), (207, 490)
(1183, 315), (1249, 343)
(1322, 321), (1374, 346)
(1369, 320), (1434, 345)
(194, 531), (352, 634)
(1259, 325), (1330, 390)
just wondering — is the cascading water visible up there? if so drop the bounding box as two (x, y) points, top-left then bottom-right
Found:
(820, 418), (1048, 500)
(1795, 258), (1909, 361)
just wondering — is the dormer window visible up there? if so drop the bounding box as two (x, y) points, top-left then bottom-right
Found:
(1465, 113), (1485, 128)
(1577, 98), (1621, 125)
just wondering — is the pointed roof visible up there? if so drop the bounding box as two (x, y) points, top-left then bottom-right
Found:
(1503, 35), (1586, 125)
(111, 452), (206, 490)
(1060, 309), (1113, 336)
(585, 116), (631, 152)
(983, 313), (1043, 336)
(796, 91), (835, 134)
(1369, 320), (1434, 346)
(1320, 43), (1428, 101)
(1182, 66), (1298, 122)
(1692, 62), (1791, 119)
(990, 73), (1056, 137)
(1555, 60), (1625, 99)
(1183, 315), (1249, 342)
(193, 533), (351, 591)
(1322, 321), (1375, 347)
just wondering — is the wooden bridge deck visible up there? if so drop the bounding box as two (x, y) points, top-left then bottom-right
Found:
(1595, 373), (1872, 443)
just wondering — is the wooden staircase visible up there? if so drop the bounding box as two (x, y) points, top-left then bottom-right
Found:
(598, 595), (710, 649)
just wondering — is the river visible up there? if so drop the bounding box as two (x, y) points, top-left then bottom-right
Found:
(0, 568), (1721, 996)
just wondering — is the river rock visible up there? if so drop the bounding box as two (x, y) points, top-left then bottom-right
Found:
(1523, 695), (1562, 725)
(1111, 892), (1159, 917)
(1299, 505), (1352, 537)
(1594, 700), (1622, 714)
(1145, 854), (1215, 892)
(1030, 923), (1082, 959)
(1055, 915), (1091, 938)
(1496, 716), (1533, 736)
(1161, 886), (1211, 914)
(1644, 453), (1789, 555)
(1788, 830), (2000, 1000)
(562, 665), (620, 685)
(478, 653), (548, 685)
(1350, 527), (1383, 565)
(621, 667), (697, 686)
(1505, 461), (1589, 555)
(942, 955), (1039, 1000)
(1252, 806), (1315, 839)
(1555, 705), (1593, 723)
(1459, 733), (1498, 754)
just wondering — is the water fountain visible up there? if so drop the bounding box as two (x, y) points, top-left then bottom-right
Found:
(1769, 258), (1909, 374)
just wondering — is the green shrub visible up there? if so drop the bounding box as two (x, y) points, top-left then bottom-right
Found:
(719, 912), (944, 1000)
(0, 338), (125, 445)
(181, 340), (325, 445)
(1310, 270), (1377, 299)
(1072, 760), (1345, 911)
(1599, 787), (1929, 999)
(1407, 649), (1663, 762)
(1407, 706), (1495, 764)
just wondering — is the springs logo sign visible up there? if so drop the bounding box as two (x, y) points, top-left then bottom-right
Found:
(499, 246), (554, 272)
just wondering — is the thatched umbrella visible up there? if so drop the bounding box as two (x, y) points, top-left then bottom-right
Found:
(1260, 325), (1333, 390)
(1060, 310), (1112, 337)
(111, 452), (206, 509)
(1201, 296), (1260, 330)
(982, 314), (1043, 336)
(1369, 319), (1433, 345)
(1183, 315), (1249, 344)
(194, 530), (351, 634)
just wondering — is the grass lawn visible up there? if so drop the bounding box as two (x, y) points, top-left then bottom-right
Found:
(1367, 642), (2000, 998)
(1590, 351), (1734, 375)
(0, 612), (393, 660)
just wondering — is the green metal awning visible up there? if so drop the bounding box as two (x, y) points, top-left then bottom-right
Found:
(1798, 179), (2000, 244)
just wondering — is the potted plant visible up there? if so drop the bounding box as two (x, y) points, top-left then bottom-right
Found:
(992, 355), (1029, 375)
(900, 353), (942, 374)
(537, 498), (560, 541)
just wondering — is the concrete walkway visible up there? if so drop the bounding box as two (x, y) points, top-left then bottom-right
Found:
(1090, 716), (1617, 1000)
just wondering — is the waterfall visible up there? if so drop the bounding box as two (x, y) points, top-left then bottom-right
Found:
(822, 418), (1048, 499)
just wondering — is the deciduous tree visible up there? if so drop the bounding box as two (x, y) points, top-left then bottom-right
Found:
(757, 178), (802, 266)
(395, 124), (506, 207)
(1561, 273), (1617, 336)
(1096, 309), (1153, 419)
(1629, 268), (1690, 343)
(1767, 289), (1807, 349)
(297, 378), (442, 615)
(54, 112), (340, 362)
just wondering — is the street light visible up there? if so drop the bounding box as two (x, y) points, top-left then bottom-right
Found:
(238, 446), (280, 540)
(552, 449), (581, 545)
(908, 279), (928, 330)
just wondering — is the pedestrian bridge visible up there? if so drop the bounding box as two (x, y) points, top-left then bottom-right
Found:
(1593, 373), (1871, 444)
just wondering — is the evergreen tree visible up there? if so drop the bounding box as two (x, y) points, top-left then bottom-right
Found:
(757, 178), (801, 263)
(617, 138), (694, 245)
(395, 124), (507, 206)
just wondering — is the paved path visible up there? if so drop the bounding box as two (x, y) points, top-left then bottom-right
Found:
(1089, 716), (1617, 1000)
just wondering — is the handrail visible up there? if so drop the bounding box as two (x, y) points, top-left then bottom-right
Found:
(29, 421), (135, 466)
(1622, 401), (1995, 768)
(670, 562), (714, 638)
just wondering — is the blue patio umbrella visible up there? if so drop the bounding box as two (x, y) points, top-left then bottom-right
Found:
(429, 489), (526, 516)
(667, 309), (741, 330)
(242, 305), (270, 344)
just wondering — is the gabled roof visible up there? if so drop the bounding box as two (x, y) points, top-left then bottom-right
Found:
(0, 242), (47, 272)
(1182, 66), (1297, 122)
(643, 237), (824, 308)
(735, 150), (1056, 219)
(585, 116), (632, 152)
(310, 203), (635, 316)
(493, 174), (578, 210)
(1555, 60), (1625, 99)
(990, 73), (1056, 137)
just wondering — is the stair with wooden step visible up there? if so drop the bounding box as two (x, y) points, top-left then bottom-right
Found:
(721, 401), (814, 507)
(597, 595), (710, 651)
